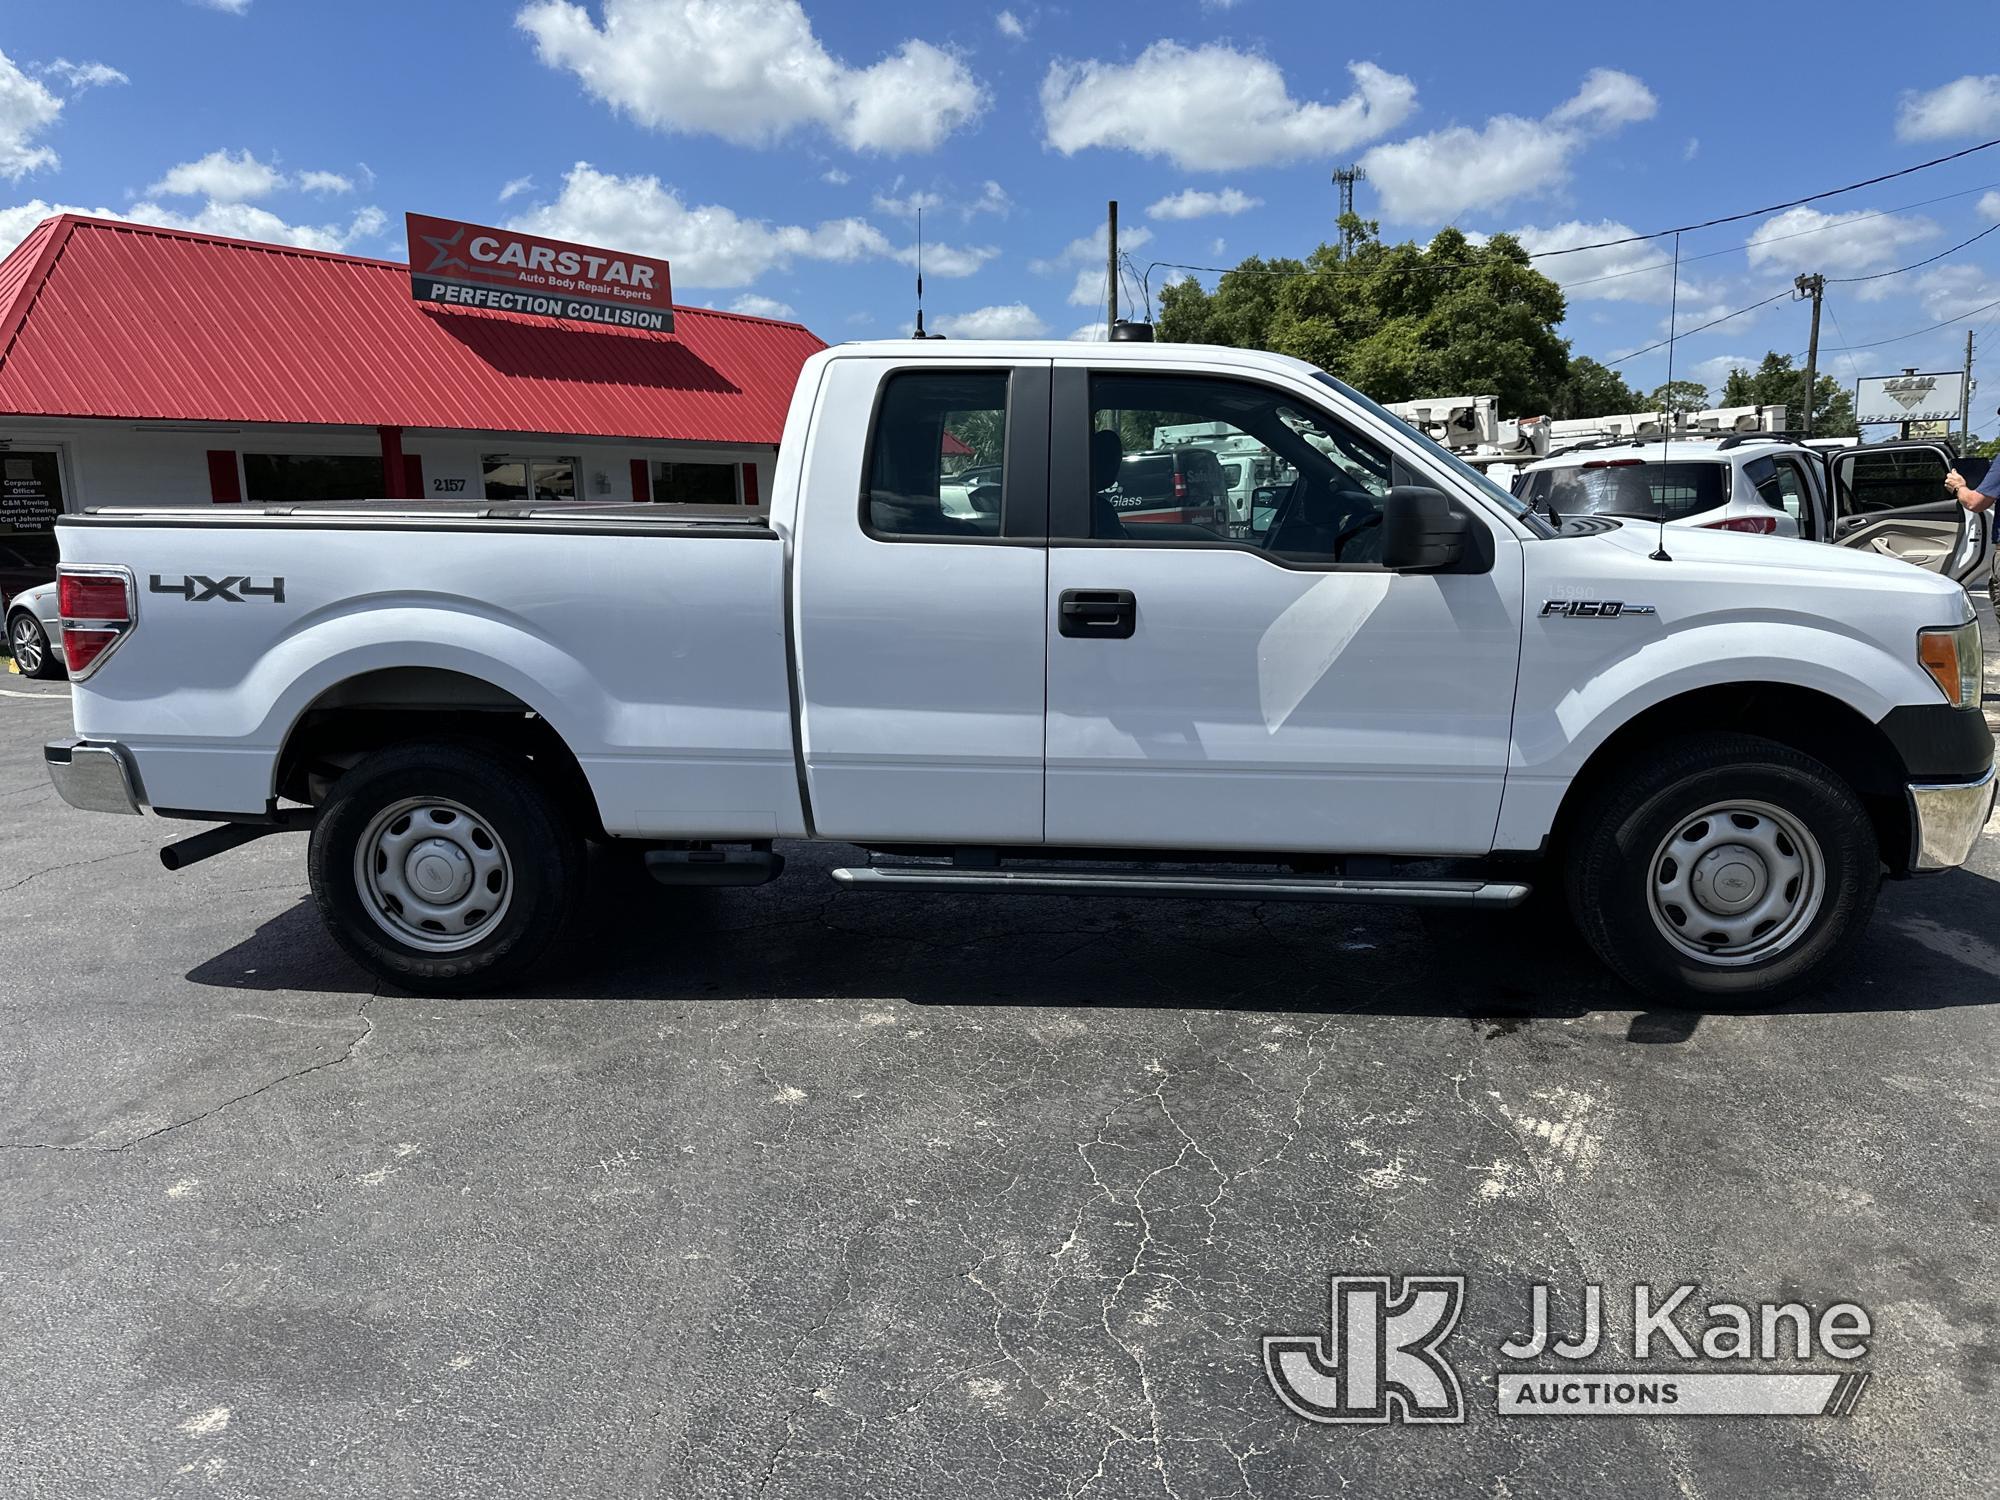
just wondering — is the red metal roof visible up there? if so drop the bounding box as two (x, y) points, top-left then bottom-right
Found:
(0, 215), (825, 445)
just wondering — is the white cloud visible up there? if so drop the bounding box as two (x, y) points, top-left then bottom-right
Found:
(1512, 220), (1699, 304)
(1041, 48), (1414, 171)
(1683, 137), (1699, 161)
(729, 293), (796, 318)
(1896, 75), (2000, 142)
(995, 8), (1026, 39)
(499, 174), (536, 202)
(1745, 206), (1937, 286)
(1690, 353), (1758, 391)
(516, 0), (985, 153)
(507, 161), (988, 289)
(0, 49), (63, 180)
(297, 170), (354, 196)
(1210, 236), (1226, 257)
(933, 302), (1048, 338)
(1980, 190), (2000, 221)
(873, 187), (943, 220)
(820, 167), (850, 185)
(1030, 222), (1153, 307)
(1362, 69), (1655, 223)
(966, 179), (1010, 220)
(39, 59), (129, 92)
(190, 0), (252, 11)
(1146, 187), (1261, 221)
(1069, 320), (1108, 342)
(0, 198), (385, 258)
(1546, 67), (1657, 129)
(147, 148), (285, 202)
(1914, 264), (2000, 321)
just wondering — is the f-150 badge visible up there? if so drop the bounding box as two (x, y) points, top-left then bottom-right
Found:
(149, 574), (286, 603)
(1539, 600), (1656, 618)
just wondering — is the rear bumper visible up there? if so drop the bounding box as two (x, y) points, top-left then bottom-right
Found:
(44, 738), (144, 815)
(1908, 764), (1996, 873)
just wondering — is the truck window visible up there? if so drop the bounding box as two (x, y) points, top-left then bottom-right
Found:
(1837, 448), (1949, 515)
(1087, 372), (1396, 563)
(1519, 461), (1725, 522)
(863, 371), (1008, 540)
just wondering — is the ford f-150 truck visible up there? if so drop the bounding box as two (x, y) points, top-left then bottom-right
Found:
(42, 340), (1998, 1003)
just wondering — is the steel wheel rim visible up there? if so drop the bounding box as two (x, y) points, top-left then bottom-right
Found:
(353, 796), (513, 954)
(10, 616), (42, 673)
(1646, 798), (1824, 967)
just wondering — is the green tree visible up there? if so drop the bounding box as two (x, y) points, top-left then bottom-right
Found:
(1720, 352), (1858, 437)
(1158, 222), (1572, 415)
(1548, 356), (1641, 420)
(1648, 379), (1710, 414)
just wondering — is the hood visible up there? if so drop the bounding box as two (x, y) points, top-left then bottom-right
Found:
(1592, 518), (1969, 597)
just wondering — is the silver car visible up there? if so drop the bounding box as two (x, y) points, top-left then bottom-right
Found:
(5, 580), (63, 679)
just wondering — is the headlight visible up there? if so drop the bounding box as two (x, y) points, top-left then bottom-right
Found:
(1918, 619), (1982, 707)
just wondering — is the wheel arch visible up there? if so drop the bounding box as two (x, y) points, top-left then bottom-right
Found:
(274, 666), (606, 839)
(1547, 681), (1913, 874)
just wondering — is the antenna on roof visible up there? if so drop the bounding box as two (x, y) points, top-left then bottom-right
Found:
(912, 207), (935, 339)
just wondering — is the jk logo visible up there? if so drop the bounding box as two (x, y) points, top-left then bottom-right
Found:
(1264, 1275), (1465, 1425)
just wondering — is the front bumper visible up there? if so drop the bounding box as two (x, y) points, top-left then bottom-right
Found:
(1908, 764), (1996, 873)
(44, 738), (144, 815)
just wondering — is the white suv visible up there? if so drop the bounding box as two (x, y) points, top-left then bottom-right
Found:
(1512, 435), (1993, 585)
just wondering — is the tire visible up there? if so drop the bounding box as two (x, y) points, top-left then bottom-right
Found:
(8, 610), (60, 679)
(308, 741), (583, 993)
(1566, 733), (1879, 1007)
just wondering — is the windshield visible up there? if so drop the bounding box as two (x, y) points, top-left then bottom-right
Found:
(1310, 371), (1543, 527)
(1517, 461), (1728, 522)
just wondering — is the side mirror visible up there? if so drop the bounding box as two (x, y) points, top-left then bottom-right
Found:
(1379, 486), (1470, 572)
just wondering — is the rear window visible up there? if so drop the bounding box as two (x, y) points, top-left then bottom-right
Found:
(1119, 454), (1176, 500)
(1518, 461), (1728, 522)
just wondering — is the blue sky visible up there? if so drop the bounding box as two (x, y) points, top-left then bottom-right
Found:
(7, 1), (2000, 432)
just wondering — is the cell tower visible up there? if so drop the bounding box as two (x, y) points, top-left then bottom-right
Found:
(1331, 166), (1365, 257)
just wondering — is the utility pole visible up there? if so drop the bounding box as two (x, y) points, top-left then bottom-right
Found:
(1794, 273), (1824, 437)
(1106, 199), (1118, 338)
(1331, 166), (1365, 257)
(1961, 328), (1975, 445)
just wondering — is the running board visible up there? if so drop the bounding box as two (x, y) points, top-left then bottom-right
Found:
(829, 865), (1530, 909)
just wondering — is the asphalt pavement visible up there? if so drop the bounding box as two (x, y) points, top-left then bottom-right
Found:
(1, 614), (1996, 1500)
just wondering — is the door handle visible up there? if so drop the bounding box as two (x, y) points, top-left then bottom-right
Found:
(1059, 588), (1137, 639)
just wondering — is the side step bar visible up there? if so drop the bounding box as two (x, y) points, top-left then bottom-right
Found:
(830, 865), (1529, 909)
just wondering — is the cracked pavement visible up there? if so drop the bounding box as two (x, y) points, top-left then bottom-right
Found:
(2, 609), (1998, 1500)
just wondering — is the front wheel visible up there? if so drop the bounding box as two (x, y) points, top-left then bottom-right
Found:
(1567, 734), (1880, 1006)
(308, 741), (583, 993)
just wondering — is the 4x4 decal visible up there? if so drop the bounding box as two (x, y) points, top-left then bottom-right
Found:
(149, 574), (286, 604)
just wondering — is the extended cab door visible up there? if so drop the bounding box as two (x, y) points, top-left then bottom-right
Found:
(1825, 440), (1988, 582)
(792, 357), (1051, 843)
(1041, 365), (1524, 857)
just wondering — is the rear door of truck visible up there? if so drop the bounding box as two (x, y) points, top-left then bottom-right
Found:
(792, 356), (1052, 843)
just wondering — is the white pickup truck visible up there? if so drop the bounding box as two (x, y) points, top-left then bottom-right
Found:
(42, 339), (1997, 1003)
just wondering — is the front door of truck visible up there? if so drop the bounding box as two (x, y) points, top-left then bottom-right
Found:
(1041, 367), (1523, 857)
(1825, 441), (1987, 582)
(793, 358), (1051, 843)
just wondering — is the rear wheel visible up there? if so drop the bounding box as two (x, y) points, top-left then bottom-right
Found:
(308, 741), (582, 993)
(1567, 734), (1879, 1006)
(8, 611), (59, 679)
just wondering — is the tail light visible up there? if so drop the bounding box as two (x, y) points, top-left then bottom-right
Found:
(57, 564), (136, 680)
(1172, 470), (1187, 501)
(1702, 516), (1778, 534)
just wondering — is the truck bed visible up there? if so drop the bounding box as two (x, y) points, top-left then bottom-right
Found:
(55, 502), (803, 838)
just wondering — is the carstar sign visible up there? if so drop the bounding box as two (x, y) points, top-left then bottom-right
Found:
(406, 213), (674, 334)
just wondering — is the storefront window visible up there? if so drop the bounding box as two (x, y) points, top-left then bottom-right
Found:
(483, 455), (579, 503)
(648, 460), (740, 505)
(0, 450), (63, 599)
(244, 454), (382, 503)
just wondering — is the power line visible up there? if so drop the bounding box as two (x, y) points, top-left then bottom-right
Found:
(1828, 221), (2000, 284)
(1835, 293), (2000, 351)
(1533, 136), (2000, 257)
(1604, 289), (1795, 366)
